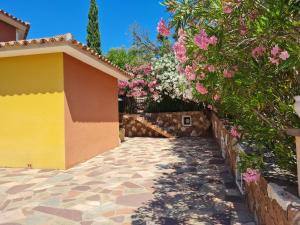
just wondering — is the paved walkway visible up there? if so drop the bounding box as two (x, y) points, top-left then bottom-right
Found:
(0, 138), (255, 225)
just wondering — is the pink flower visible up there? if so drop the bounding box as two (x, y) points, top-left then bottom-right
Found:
(131, 79), (147, 87)
(223, 69), (235, 78)
(157, 19), (170, 37)
(252, 46), (266, 59)
(199, 72), (206, 80)
(208, 36), (218, 45)
(118, 81), (129, 89)
(141, 64), (152, 75)
(242, 168), (260, 184)
(178, 28), (187, 42)
(269, 57), (279, 66)
(194, 30), (209, 50)
(176, 65), (185, 74)
(271, 45), (280, 57)
(173, 41), (187, 63)
(213, 94), (220, 101)
(230, 126), (241, 138)
(194, 30), (218, 50)
(196, 83), (208, 95)
(207, 104), (213, 110)
(269, 46), (289, 65)
(223, 4), (233, 14)
(239, 17), (247, 36)
(204, 64), (215, 72)
(148, 80), (157, 88)
(185, 65), (196, 80)
(279, 50), (289, 60)
(240, 28), (247, 36)
(249, 10), (258, 21)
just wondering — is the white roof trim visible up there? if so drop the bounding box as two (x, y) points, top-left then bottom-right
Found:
(0, 43), (129, 81)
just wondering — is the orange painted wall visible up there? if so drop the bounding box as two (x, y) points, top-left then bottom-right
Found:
(63, 53), (119, 168)
(0, 21), (16, 42)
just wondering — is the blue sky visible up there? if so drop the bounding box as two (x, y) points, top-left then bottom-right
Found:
(0, 0), (169, 53)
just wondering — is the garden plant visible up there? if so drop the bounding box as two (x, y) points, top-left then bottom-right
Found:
(160, 0), (300, 178)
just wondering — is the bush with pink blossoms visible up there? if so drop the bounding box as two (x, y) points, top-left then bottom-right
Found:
(118, 53), (191, 106)
(118, 64), (153, 99)
(163, 0), (300, 174)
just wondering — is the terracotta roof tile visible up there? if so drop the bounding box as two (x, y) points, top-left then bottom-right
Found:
(0, 10), (30, 38)
(0, 33), (132, 79)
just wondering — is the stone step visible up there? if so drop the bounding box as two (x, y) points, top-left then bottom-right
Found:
(135, 116), (175, 138)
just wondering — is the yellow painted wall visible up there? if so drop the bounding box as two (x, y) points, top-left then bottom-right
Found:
(0, 53), (65, 169)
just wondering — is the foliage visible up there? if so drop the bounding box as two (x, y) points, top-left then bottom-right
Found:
(87, 0), (101, 54)
(239, 151), (264, 173)
(150, 53), (191, 102)
(146, 95), (204, 113)
(106, 48), (140, 69)
(163, 0), (300, 173)
(118, 53), (191, 103)
(129, 23), (173, 62)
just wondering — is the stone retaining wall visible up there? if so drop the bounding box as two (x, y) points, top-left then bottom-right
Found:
(123, 111), (211, 137)
(123, 114), (164, 138)
(211, 113), (300, 225)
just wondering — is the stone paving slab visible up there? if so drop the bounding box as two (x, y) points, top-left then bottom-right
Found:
(0, 137), (255, 225)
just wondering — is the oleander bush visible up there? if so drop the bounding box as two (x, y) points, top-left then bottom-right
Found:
(161, 0), (300, 174)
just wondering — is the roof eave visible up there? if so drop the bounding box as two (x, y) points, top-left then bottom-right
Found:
(0, 11), (30, 40)
(0, 43), (130, 81)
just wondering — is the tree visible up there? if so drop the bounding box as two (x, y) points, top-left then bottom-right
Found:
(87, 0), (101, 54)
(129, 23), (172, 61)
(106, 48), (139, 69)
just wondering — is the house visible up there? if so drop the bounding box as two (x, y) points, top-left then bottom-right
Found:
(0, 10), (130, 169)
(0, 10), (30, 42)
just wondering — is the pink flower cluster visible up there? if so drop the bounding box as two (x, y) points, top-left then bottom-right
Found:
(118, 81), (129, 95)
(194, 30), (218, 50)
(252, 46), (266, 59)
(223, 3), (233, 14)
(130, 79), (147, 88)
(199, 72), (206, 80)
(126, 64), (152, 76)
(230, 126), (241, 138)
(184, 65), (197, 80)
(118, 64), (155, 98)
(148, 80), (158, 93)
(249, 10), (258, 21)
(242, 168), (260, 184)
(269, 45), (289, 65)
(204, 64), (215, 72)
(129, 90), (148, 98)
(196, 83), (208, 95)
(118, 81), (129, 89)
(157, 19), (170, 37)
(213, 94), (220, 101)
(176, 65), (185, 74)
(239, 17), (247, 36)
(173, 29), (187, 63)
(139, 64), (153, 75)
(223, 68), (237, 78)
(148, 80), (157, 88)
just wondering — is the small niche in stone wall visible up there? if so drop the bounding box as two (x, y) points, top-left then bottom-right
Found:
(182, 115), (192, 127)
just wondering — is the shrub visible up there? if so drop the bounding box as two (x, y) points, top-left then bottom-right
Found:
(162, 0), (300, 173)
